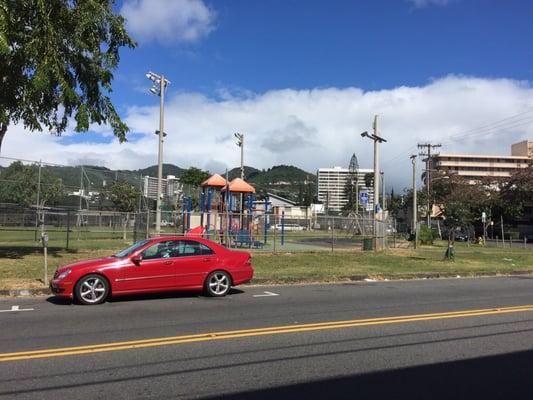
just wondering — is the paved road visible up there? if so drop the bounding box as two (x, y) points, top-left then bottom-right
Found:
(0, 276), (532, 399)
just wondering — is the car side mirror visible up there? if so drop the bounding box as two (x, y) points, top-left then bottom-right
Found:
(131, 255), (143, 266)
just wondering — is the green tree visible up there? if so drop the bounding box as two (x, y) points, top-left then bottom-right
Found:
(0, 161), (63, 207)
(440, 175), (488, 259)
(342, 174), (358, 214)
(180, 167), (210, 187)
(364, 172), (374, 189)
(106, 180), (140, 239)
(0, 0), (136, 152)
(388, 189), (404, 218)
(107, 180), (140, 213)
(499, 166), (533, 221)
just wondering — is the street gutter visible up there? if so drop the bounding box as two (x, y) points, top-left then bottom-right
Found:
(2, 270), (533, 297)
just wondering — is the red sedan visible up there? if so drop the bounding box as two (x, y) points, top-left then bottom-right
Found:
(50, 236), (253, 305)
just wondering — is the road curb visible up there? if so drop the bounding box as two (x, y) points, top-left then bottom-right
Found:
(2, 271), (532, 297)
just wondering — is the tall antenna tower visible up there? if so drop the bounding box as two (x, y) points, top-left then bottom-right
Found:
(349, 153), (359, 174)
(348, 153), (360, 214)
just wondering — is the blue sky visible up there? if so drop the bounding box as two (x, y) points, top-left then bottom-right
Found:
(4, 0), (533, 188)
(113, 0), (533, 102)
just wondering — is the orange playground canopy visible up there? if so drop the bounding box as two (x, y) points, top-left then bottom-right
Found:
(201, 173), (227, 188)
(225, 177), (256, 193)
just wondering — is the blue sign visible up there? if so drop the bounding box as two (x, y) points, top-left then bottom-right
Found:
(359, 192), (369, 205)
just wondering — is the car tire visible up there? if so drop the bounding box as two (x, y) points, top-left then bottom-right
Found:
(74, 274), (109, 305)
(204, 271), (232, 297)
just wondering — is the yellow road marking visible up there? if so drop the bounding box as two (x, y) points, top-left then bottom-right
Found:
(1, 304), (532, 362)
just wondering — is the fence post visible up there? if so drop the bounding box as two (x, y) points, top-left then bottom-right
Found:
(524, 237), (527, 250)
(501, 216), (505, 246)
(66, 210), (70, 250)
(393, 218), (397, 248)
(281, 211), (285, 246)
(273, 215), (277, 253)
(146, 210), (150, 239)
(329, 219), (335, 253)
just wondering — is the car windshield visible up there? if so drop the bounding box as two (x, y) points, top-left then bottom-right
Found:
(114, 239), (151, 258)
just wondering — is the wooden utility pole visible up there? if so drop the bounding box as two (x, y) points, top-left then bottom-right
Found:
(417, 143), (441, 227)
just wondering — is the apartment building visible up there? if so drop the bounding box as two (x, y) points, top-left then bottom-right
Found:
(143, 175), (182, 201)
(430, 141), (532, 181)
(317, 166), (374, 213)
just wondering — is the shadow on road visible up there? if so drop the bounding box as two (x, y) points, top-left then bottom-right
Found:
(200, 348), (532, 400)
(46, 288), (245, 306)
(107, 288), (245, 303)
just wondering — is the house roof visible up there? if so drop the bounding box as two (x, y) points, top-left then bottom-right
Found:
(267, 192), (296, 206)
(201, 173), (228, 188)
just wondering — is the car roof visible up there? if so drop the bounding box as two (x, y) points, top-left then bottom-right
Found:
(148, 235), (229, 251)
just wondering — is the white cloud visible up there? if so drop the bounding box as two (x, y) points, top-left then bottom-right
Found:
(406, 0), (452, 8)
(120, 0), (216, 44)
(2, 76), (533, 190)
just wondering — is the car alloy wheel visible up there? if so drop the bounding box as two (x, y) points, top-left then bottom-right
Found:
(206, 271), (231, 297)
(75, 274), (109, 305)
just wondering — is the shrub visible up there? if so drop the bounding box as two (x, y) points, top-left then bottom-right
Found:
(419, 225), (437, 245)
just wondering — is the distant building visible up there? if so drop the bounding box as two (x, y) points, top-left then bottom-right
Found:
(143, 175), (182, 202)
(316, 166), (374, 213)
(430, 141), (532, 181)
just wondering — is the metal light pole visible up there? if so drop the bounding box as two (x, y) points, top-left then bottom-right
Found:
(234, 132), (245, 227)
(361, 115), (386, 251)
(234, 133), (244, 179)
(410, 155), (417, 249)
(146, 71), (170, 236)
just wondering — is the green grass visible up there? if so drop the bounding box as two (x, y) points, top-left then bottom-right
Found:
(1, 236), (532, 290)
(252, 245), (533, 283)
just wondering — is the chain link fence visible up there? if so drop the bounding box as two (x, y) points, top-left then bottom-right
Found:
(0, 156), (414, 252)
(0, 202), (405, 252)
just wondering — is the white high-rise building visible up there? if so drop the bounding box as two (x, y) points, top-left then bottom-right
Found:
(317, 166), (374, 213)
(143, 175), (182, 202)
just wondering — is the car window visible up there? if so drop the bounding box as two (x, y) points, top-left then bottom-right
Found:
(176, 240), (214, 257)
(114, 239), (150, 258)
(141, 241), (179, 260)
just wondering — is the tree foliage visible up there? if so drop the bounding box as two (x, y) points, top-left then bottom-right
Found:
(0, 0), (136, 152)
(364, 172), (374, 189)
(106, 180), (140, 213)
(0, 161), (64, 207)
(180, 167), (210, 187)
(498, 166), (533, 220)
(342, 173), (358, 214)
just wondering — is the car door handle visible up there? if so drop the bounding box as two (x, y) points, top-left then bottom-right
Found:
(202, 258), (211, 262)
(163, 260), (173, 265)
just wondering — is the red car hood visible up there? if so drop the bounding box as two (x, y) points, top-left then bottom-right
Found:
(57, 256), (118, 274)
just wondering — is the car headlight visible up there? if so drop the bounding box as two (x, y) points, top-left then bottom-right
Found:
(56, 269), (71, 280)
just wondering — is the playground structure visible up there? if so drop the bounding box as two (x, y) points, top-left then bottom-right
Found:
(173, 173), (394, 251)
(180, 174), (261, 247)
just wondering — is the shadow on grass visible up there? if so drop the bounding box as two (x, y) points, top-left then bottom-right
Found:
(0, 246), (78, 259)
(46, 288), (245, 306)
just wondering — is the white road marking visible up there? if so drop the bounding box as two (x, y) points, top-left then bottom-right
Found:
(253, 291), (280, 298)
(0, 305), (34, 313)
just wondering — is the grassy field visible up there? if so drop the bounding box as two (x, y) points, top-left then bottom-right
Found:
(1, 235), (533, 291)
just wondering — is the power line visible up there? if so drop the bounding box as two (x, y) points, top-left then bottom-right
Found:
(381, 109), (533, 169)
